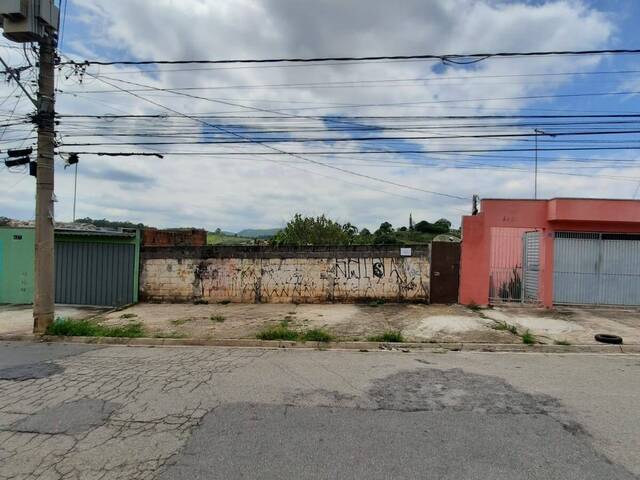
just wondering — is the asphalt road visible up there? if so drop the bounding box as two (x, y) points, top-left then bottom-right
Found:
(0, 342), (638, 479)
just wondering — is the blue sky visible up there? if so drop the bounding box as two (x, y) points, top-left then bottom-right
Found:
(3, 0), (640, 231)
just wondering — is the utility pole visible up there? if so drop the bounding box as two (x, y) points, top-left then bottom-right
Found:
(33, 35), (56, 333)
(0, 1), (60, 334)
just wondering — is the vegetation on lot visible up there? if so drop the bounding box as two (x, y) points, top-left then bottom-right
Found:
(368, 330), (404, 343)
(210, 315), (225, 323)
(46, 318), (144, 338)
(301, 328), (333, 342)
(256, 323), (300, 341)
(521, 330), (536, 345)
(554, 339), (571, 346)
(491, 321), (518, 335)
(256, 322), (333, 342)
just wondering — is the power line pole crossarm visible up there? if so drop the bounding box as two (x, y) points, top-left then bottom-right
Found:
(33, 36), (56, 334)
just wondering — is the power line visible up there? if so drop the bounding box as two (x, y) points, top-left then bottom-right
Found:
(59, 48), (640, 67)
(66, 64), (469, 200)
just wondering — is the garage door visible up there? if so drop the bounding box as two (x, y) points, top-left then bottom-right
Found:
(55, 241), (135, 307)
(553, 232), (640, 306)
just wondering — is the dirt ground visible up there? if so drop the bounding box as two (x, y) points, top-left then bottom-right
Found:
(93, 302), (640, 345)
(2, 302), (638, 345)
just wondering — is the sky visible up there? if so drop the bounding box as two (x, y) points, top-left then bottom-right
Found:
(2, 0), (640, 232)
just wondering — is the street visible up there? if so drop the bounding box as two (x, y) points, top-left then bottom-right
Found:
(0, 342), (638, 479)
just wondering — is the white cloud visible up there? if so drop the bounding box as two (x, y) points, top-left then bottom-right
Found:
(2, 0), (631, 231)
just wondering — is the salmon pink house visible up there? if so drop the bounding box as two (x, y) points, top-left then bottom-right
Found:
(459, 198), (640, 308)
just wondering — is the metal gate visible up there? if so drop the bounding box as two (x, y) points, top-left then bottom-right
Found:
(522, 231), (540, 303)
(55, 241), (136, 306)
(430, 241), (460, 304)
(489, 227), (527, 303)
(553, 232), (640, 306)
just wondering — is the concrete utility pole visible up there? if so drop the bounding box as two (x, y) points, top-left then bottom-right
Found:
(33, 35), (56, 333)
(0, 0), (60, 334)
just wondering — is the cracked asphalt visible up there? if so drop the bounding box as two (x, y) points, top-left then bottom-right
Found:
(0, 342), (638, 479)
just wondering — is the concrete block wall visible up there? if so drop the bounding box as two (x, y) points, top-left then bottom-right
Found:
(140, 245), (430, 303)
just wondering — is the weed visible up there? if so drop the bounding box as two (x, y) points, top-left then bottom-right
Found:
(368, 330), (404, 343)
(521, 330), (536, 345)
(153, 332), (187, 339)
(256, 324), (299, 341)
(46, 318), (144, 338)
(467, 301), (481, 312)
(301, 329), (333, 343)
(491, 321), (518, 335)
(218, 300), (231, 305)
(554, 339), (571, 346)
(287, 311), (296, 315)
(170, 318), (191, 326)
(210, 315), (225, 323)
(193, 299), (208, 305)
(119, 313), (138, 319)
(368, 299), (386, 308)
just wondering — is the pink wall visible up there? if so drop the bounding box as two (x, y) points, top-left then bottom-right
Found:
(459, 198), (640, 307)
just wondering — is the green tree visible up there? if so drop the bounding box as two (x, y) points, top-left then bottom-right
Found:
(271, 214), (353, 246)
(375, 222), (394, 235)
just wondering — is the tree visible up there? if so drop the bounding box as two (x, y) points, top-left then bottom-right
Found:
(415, 218), (451, 234)
(271, 214), (353, 246)
(434, 218), (452, 232)
(359, 228), (371, 236)
(375, 222), (394, 235)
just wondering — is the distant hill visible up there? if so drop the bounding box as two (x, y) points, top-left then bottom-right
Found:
(237, 228), (281, 238)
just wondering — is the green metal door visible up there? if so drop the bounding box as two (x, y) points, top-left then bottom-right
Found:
(0, 228), (35, 304)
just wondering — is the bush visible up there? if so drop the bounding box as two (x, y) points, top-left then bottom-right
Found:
(368, 330), (404, 342)
(46, 318), (144, 338)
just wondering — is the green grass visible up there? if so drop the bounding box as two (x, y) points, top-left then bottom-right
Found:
(256, 323), (299, 341)
(46, 318), (144, 338)
(256, 323), (334, 343)
(218, 300), (231, 305)
(301, 328), (333, 343)
(521, 330), (536, 345)
(368, 330), (404, 343)
(554, 339), (571, 346)
(491, 321), (518, 335)
(210, 315), (225, 323)
(119, 313), (138, 319)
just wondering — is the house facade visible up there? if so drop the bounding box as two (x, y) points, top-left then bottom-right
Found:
(459, 198), (640, 308)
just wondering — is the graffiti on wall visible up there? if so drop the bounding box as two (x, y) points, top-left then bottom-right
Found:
(142, 255), (429, 303)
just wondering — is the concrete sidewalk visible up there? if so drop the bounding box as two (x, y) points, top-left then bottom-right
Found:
(2, 302), (639, 347)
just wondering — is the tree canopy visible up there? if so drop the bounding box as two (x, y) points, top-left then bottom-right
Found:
(271, 214), (455, 246)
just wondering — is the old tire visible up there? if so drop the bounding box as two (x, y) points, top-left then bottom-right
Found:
(594, 333), (623, 345)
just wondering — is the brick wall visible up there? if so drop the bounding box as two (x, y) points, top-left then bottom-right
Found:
(142, 228), (207, 247)
(140, 245), (430, 303)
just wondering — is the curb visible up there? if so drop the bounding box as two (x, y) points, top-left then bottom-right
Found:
(1, 334), (638, 354)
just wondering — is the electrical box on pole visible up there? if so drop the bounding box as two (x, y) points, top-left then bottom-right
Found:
(0, 0), (59, 43)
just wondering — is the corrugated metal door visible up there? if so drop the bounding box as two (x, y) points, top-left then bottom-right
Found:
(553, 232), (640, 306)
(522, 231), (540, 303)
(55, 242), (135, 306)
